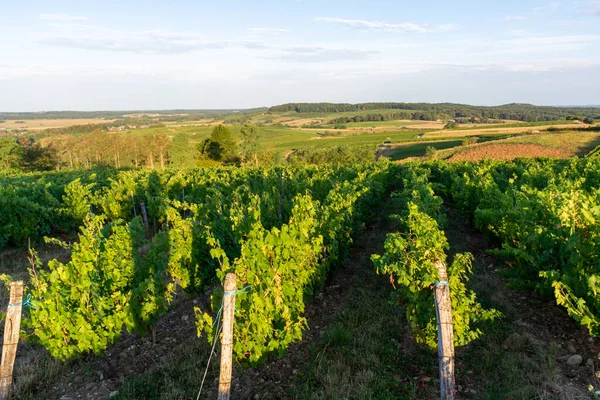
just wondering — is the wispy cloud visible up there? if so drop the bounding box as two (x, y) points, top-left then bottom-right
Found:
(40, 13), (89, 21)
(492, 34), (600, 55)
(505, 15), (528, 21)
(314, 17), (457, 33)
(34, 24), (371, 62)
(578, 0), (600, 14)
(37, 35), (268, 54)
(35, 25), (270, 54)
(246, 27), (290, 35)
(437, 24), (459, 32)
(534, 1), (560, 13)
(272, 46), (377, 62)
(552, 19), (589, 26)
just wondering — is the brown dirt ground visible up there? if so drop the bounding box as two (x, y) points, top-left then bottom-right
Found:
(448, 144), (573, 162)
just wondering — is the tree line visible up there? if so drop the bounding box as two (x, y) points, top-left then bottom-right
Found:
(269, 102), (600, 122)
(327, 111), (449, 124)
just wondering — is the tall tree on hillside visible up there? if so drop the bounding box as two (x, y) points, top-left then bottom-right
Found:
(207, 125), (237, 162)
(154, 133), (170, 168)
(240, 123), (262, 166)
(63, 135), (76, 168)
(125, 135), (143, 168)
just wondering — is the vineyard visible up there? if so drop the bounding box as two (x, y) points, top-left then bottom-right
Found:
(2, 156), (600, 398)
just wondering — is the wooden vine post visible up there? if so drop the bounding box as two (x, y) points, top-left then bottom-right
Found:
(0, 281), (24, 400)
(218, 273), (236, 400)
(139, 200), (150, 236)
(434, 261), (456, 400)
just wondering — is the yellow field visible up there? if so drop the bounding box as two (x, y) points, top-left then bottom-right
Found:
(425, 123), (578, 138)
(0, 118), (114, 131)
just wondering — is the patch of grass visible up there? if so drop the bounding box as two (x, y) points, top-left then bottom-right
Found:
(443, 208), (576, 399)
(288, 273), (435, 400)
(454, 272), (563, 399)
(116, 339), (215, 400)
(287, 199), (438, 399)
(9, 350), (63, 400)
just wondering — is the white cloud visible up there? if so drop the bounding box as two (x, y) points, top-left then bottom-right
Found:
(492, 34), (600, 55)
(35, 25), (270, 54)
(553, 19), (588, 26)
(314, 17), (456, 33)
(437, 24), (459, 32)
(500, 58), (597, 72)
(246, 27), (290, 35)
(33, 24), (371, 62)
(40, 13), (89, 21)
(534, 1), (561, 13)
(272, 46), (377, 62)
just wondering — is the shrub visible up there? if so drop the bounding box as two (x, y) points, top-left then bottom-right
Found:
(425, 146), (437, 159)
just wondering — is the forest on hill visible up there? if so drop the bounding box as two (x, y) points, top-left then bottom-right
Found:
(0, 108), (267, 121)
(269, 102), (600, 122)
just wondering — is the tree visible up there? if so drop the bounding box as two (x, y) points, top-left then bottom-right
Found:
(199, 125), (238, 163)
(154, 133), (170, 168)
(583, 117), (595, 125)
(425, 146), (437, 159)
(240, 124), (262, 165)
(21, 142), (59, 171)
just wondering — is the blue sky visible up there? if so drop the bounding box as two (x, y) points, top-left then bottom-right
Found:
(1, 0), (599, 111)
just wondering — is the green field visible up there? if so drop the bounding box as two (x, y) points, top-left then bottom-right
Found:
(387, 135), (510, 160)
(387, 140), (462, 160)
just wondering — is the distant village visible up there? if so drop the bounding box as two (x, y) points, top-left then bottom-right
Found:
(107, 124), (150, 132)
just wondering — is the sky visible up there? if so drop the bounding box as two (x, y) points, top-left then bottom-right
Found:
(1, 0), (599, 111)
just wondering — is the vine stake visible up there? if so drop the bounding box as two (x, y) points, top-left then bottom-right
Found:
(434, 261), (455, 400)
(218, 273), (236, 400)
(0, 281), (24, 400)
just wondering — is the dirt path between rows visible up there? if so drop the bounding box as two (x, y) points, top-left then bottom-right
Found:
(444, 207), (596, 399)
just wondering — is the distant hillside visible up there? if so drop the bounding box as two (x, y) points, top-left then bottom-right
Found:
(0, 108), (267, 120)
(269, 102), (600, 122)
